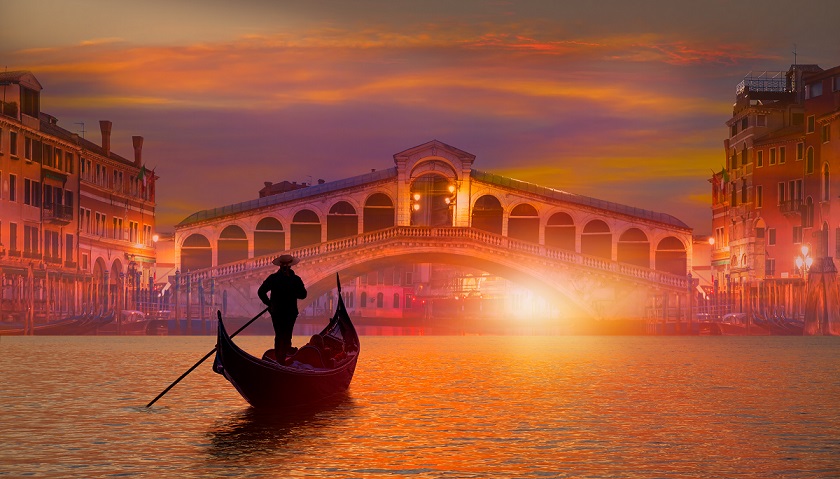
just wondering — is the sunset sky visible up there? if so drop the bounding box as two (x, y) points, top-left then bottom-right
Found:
(3, 0), (838, 235)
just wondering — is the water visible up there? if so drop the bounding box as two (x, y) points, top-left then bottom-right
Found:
(1, 335), (839, 478)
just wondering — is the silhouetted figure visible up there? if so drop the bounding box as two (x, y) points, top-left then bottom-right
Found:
(258, 255), (307, 362)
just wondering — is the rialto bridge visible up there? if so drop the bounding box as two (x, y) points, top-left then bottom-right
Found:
(173, 140), (694, 322)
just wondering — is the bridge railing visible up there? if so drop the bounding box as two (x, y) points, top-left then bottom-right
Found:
(184, 226), (689, 290)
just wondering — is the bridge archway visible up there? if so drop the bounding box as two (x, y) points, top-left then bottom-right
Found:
(218, 225), (248, 265)
(545, 212), (575, 251)
(617, 228), (650, 268)
(327, 201), (359, 240)
(472, 195), (503, 234)
(291, 209), (321, 248)
(508, 203), (539, 243)
(655, 236), (687, 275)
(410, 174), (454, 227)
(254, 217), (284, 257)
(363, 193), (395, 232)
(182, 233), (212, 271)
(582, 220), (612, 259)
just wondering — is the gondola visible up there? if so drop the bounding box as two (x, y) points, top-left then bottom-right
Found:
(212, 276), (360, 409)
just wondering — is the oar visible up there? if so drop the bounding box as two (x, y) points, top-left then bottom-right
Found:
(145, 307), (269, 408)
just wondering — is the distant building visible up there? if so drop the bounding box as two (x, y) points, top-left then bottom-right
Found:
(711, 64), (840, 316)
(0, 71), (158, 329)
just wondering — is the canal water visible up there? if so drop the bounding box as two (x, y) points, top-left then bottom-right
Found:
(1, 334), (838, 478)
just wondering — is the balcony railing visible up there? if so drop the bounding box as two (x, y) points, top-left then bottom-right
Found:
(43, 203), (74, 224)
(780, 199), (802, 216)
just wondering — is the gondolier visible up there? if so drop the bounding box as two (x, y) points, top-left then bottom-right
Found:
(258, 254), (307, 363)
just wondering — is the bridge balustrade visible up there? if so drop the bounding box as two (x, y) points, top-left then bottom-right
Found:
(183, 226), (688, 291)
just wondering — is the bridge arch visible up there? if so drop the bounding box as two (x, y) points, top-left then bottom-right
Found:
(544, 211), (576, 251)
(181, 233), (212, 271)
(617, 228), (650, 268)
(472, 194), (503, 234)
(581, 219), (612, 259)
(254, 217), (285, 258)
(508, 203), (540, 243)
(363, 193), (395, 232)
(655, 236), (687, 275)
(291, 209), (322, 248)
(410, 173), (455, 227)
(218, 224), (248, 265)
(327, 200), (359, 241)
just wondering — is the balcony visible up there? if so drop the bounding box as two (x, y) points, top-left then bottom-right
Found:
(43, 204), (73, 225)
(780, 199), (802, 216)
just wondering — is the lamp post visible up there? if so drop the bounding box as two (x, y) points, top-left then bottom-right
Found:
(795, 244), (813, 317)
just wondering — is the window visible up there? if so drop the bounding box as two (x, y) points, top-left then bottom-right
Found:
(756, 185), (763, 208)
(807, 82), (823, 98)
(21, 87), (39, 117)
(779, 146), (786, 164)
(65, 151), (73, 174)
(80, 208), (91, 233)
(393, 293), (400, 308)
(143, 224), (153, 245)
(822, 124), (831, 143)
(113, 218), (123, 240)
(741, 179), (747, 204)
(376, 292), (384, 308)
(405, 271), (413, 285)
(766, 258), (775, 276)
(823, 164), (830, 202)
(741, 117), (748, 130)
(65, 234), (73, 264)
(9, 223), (17, 252)
(9, 174), (16, 202)
(797, 142), (804, 160)
(793, 226), (803, 244)
(9, 131), (17, 157)
(806, 147), (815, 174)
(807, 115), (815, 134)
(769, 148), (776, 165)
(360, 292), (367, 307)
(23, 225), (38, 254)
(768, 228), (776, 246)
(730, 124), (737, 137)
(24, 178), (31, 205)
(795, 179), (803, 200)
(95, 212), (106, 236)
(778, 182), (786, 205)
(129, 221), (139, 243)
(756, 150), (763, 167)
(405, 294), (413, 309)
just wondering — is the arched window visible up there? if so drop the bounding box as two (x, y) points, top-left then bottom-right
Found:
(508, 203), (539, 243)
(360, 292), (367, 308)
(393, 293), (400, 308)
(655, 236), (687, 275)
(545, 212), (575, 250)
(376, 292), (384, 308)
(217, 225), (248, 265)
(181, 234), (212, 271)
(617, 228), (650, 268)
(327, 201), (358, 240)
(471, 195), (503, 234)
(581, 220), (611, 260)
(291, 209), (321, 248)
(806, 146), (815, 174)
(363, 193), (395, 232)
(254, 217), (284, 257)
(804, 197), (814, 228)
(823, 163), (830, 202)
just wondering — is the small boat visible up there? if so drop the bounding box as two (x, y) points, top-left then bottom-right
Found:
(213, 276), (360, 409)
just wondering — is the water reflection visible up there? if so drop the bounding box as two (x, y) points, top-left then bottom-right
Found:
(206, 392), (354, 461)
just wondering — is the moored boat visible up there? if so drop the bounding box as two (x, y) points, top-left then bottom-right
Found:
(212, 277), (360, 409)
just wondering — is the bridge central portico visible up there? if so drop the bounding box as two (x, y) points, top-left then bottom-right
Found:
(174, 140), (693, 322)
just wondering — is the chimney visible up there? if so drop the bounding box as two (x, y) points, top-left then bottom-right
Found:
(99, 120), (112, 157)
(132, 136), (143, 166)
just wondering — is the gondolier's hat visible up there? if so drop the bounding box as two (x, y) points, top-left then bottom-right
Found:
(272, 254), (300, 267)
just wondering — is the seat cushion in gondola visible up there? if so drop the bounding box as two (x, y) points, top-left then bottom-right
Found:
(290, 345), (325, 368)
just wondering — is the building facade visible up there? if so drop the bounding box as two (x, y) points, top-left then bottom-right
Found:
(0, 71), (158, 330)
(711, 64), (840, 318)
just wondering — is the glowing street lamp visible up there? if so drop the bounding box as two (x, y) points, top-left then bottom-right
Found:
(795, 244), (813, 276)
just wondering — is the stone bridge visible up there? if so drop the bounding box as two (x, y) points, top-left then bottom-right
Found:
(172, 140), (694, 322)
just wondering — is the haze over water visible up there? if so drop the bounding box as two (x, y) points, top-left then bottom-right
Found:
(1, 334), (838, 478)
